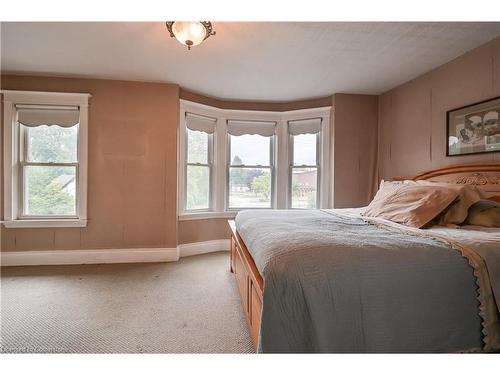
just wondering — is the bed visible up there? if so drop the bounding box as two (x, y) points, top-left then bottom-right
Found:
(228, 164), (500, 353)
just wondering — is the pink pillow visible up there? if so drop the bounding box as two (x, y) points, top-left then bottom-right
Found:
(464, 200), (500, 227)
(413, 181), (483, 225)
(362, 180), (459, 228)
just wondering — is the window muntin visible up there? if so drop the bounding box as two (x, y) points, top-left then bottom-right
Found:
(187, 128), (209, 164)
(289, 131), (320, 209)
(26, 125), (78, 163)
(228, 134), (273, 209)
(291, 167), (318, 209)
(186, 164), (210, 210)
(292, 133), (317, 166)
(24, 165), (77, 216)
(228, 167), (272, 208)
(19, 122), (80, 218)
(230, 134), (271, 166)
(185, 128), (212, 211)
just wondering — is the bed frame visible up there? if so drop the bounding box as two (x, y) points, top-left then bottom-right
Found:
(228, 220), (263, 349)
(228, 163), (500, 351)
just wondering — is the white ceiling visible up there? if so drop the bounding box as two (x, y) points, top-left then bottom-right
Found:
(1, 22), (500, 101)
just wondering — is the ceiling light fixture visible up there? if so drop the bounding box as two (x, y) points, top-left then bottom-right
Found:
(165, 21), (216, 50)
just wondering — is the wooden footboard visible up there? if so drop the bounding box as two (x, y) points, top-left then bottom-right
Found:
(228, 220), (263, 351)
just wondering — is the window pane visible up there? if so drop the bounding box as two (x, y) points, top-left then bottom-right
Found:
(24, 166), (77, 216)
(25, 125), (78, 163)
(291, 167), (317, 209)
(229, 167), (271, 208)
(293, 133), (317, 166)
(186, 165), (210, 210)
(230, 135), (270, 166)
(187, 129), (209, 164)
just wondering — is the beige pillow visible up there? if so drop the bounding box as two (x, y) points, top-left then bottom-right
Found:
(363, 181), (458, 228)
(414, 181), (483, 225)
(489, 195), (500, 203)
(464, 200), (500, 227)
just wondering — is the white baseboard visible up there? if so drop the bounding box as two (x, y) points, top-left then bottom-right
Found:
(1, 247), (179, 266)
(0, 239), (231, 266)
(178, 239), (230, 258)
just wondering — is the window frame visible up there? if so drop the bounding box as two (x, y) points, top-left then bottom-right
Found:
(178, 102), (220, 218)
(288, 128), (321, 209)
(184, 126), (214, 212)
(178, 100), (331, 221)
(2, 90), (90, 228)
(19, 117), (80, 220)
(226, 131), (275, 210)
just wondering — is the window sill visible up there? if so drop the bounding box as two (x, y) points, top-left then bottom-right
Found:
(178, 211), (237, 221)
(2, 219), (88, 228)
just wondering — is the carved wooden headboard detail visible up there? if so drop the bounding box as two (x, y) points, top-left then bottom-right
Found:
(407, 164), (500, 196)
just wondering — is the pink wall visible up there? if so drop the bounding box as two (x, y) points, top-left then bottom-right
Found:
(178, 219), (231, 245)
(1, 76), (180, 251)
(378, 37), (500, 181)
(0, 75), (335, 250)
(332, 94), (379, 208)
(2, 37), (499, 250)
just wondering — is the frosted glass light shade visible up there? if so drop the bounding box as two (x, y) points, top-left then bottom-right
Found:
(172, 22), (207, 49)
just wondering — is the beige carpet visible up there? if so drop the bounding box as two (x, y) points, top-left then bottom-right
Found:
(0, 251), (254, 353)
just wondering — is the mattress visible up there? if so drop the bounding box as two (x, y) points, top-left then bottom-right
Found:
(234, 208), (500, 353)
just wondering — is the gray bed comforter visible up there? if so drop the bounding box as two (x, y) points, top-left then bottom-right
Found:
(234, 209), (500, 353)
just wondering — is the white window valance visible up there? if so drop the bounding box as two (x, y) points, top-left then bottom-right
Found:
(185, 113), (216, 134)
(288, 118), (322, 135)
(16, 105), (80, 127)
(227, 120), (276, 137)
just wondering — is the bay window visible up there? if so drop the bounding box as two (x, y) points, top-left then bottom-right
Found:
(227, 120), (275, 209)
(178, 99), (330, 219)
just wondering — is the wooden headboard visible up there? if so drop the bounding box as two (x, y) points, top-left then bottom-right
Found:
(405, 164), (500, 197)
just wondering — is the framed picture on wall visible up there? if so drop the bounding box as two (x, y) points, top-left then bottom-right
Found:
(447, 96), (500, 156)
